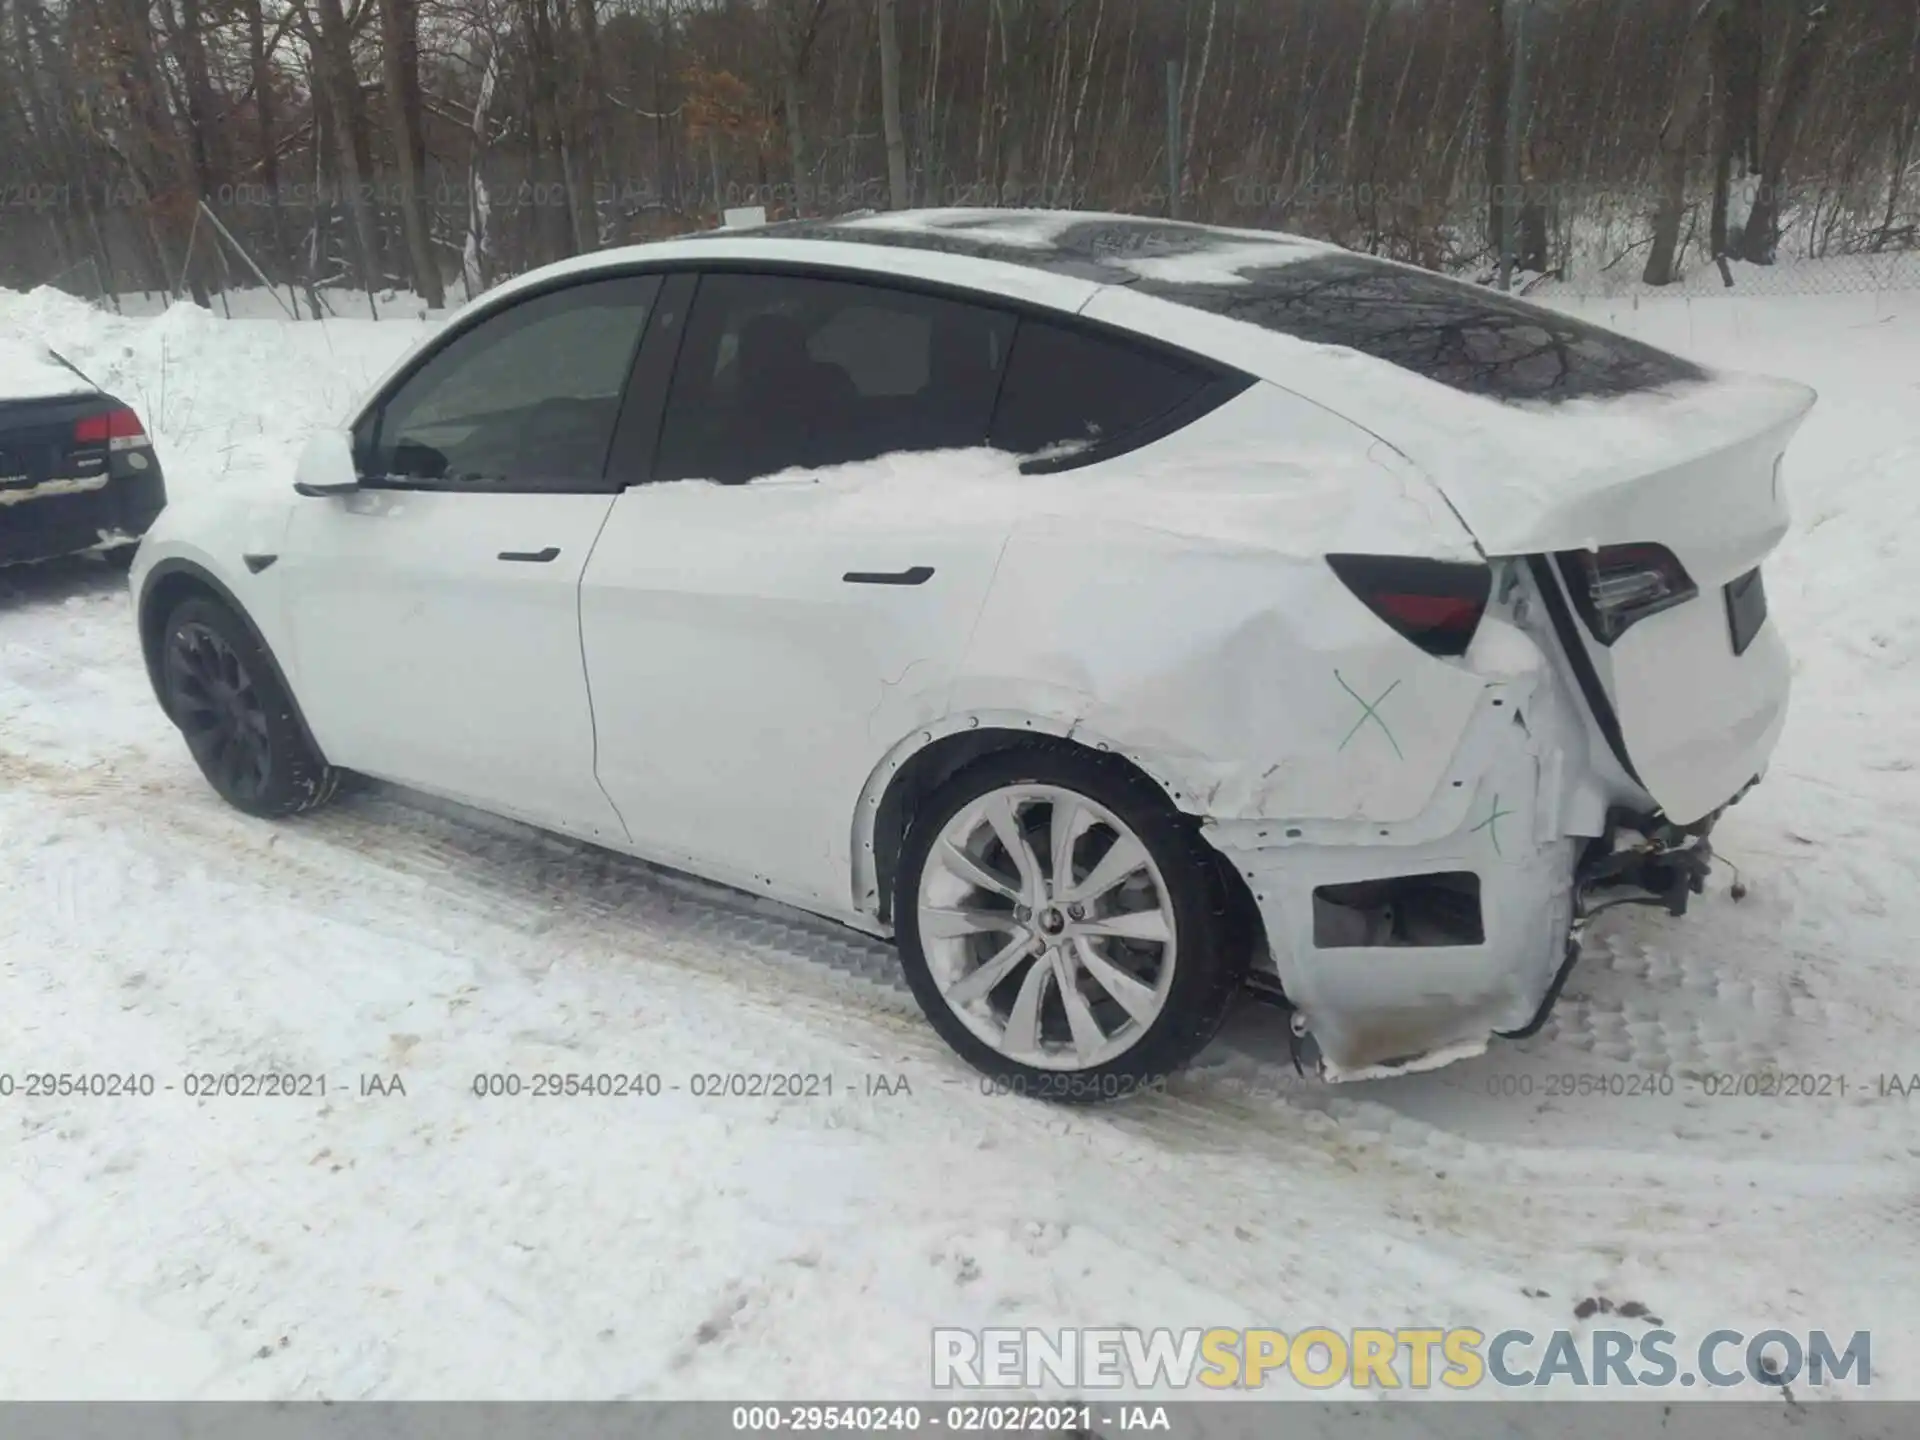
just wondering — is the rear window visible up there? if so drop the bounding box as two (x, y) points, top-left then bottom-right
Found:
(990, 318), (1217, 462)
(1131, 253), (1706, 403)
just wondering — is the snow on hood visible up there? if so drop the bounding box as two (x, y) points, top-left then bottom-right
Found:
(0, 336), (94, 401)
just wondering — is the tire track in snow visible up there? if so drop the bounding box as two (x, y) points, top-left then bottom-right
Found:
(5, 734), (1908, 1199)
(1, 742), (1574, 1361)
(7, 729), (1703, 1345)
(3, 721), (1914, 1392)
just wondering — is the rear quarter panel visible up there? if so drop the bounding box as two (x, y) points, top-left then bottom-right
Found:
(940, 384), (1494, 824)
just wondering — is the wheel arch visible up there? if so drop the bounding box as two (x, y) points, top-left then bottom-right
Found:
(854, 712), (1263, 946)
(138, 558), (329, 764)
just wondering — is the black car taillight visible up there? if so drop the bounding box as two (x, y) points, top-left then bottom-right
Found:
(73, 406), (147, 451)
(1556, 544), (1697, 644)
(1327, 553), (1492, 658)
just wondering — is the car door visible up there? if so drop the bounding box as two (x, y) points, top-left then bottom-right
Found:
(279, 273), (661, 843)
(579, 269), (1021, 911)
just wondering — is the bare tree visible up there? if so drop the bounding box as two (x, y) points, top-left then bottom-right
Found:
(877, 0), (909, 208)
(773, 0), (832, 214)
(305, 0), (382, 293)
(1646, 0), (1725, 285)
(4, 0), (1915, 300)
(1734, 0), (1838, 263)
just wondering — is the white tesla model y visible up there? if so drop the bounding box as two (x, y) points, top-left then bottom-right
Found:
(131, 210), (1814, 1095)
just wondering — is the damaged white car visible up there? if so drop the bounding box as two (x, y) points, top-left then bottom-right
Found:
(130, 210), (1814, 1094)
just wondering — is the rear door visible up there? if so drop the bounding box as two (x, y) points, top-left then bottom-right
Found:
(580, 269), (1019, 910)
(281, 274), (660, 841)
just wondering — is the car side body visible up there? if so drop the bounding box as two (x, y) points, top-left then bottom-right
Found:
(130, 210), (1814, 1084)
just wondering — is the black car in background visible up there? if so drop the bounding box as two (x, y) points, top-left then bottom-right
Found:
(0, 343), (166, 566)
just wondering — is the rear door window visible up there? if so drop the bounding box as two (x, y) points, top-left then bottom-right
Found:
(988, 319), (1219, 464)
(653, 272), (1015, 485)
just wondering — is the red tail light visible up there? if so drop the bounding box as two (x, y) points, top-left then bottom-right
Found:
(1327, 554), (1493, 658)
(1556, 544), (1697, 644)
(73, 407), (147, 447)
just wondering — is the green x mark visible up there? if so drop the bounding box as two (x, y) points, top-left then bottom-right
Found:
(1470, 793), (1516, 856)
(1335, 671), (1404, 760)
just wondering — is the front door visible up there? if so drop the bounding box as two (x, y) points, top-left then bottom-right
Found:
(281, 274), (661, 841)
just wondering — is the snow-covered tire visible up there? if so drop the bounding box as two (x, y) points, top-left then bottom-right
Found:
(896, 746), (1246, 1103)
(160, 595), (340, 819)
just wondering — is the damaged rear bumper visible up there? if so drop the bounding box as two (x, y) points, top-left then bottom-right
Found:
(1199, 654), (1749, 1081)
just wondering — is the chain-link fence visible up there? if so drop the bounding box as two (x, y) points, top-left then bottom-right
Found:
(1539, 246), (1920, 299)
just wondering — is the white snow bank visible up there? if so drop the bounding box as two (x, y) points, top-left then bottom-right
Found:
(0, 336), (94, 401)
(0, 287), (431, 502)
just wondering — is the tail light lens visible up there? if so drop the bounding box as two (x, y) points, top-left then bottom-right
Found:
(1327, 553), (1493, 658)
(73, 406), (148, 450)
(1556, 544), (1697, 644)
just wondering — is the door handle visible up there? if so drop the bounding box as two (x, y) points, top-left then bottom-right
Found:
(843, 565), (934, 586)
(499, 546), (560, 563)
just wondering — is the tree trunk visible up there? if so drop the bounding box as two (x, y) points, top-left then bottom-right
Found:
(522, 0), (576, 260)
(463, 37), (498, 296)
(877, 0), (909, 208)
(571, 0), (607, 246)
(170, 0), (222, 195)
(775, 0), (827, 215)
(308, 0), (382, 294)
(782, 73), (807, 214)
(116, 0), (210, 303)
(1877, 4), (1920, 250)
(241, 0), (296, 303)
(1645, 0), (1724, 286)
(1708, 3), (1735, 278)
(1735, 0), (1838, 263)
(377, 0), (443, 305)
(1482, 0), (1509, 253)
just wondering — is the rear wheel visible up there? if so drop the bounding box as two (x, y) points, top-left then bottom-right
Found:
(896, 747), (1246, 1101)
(161, 596), (338, 818)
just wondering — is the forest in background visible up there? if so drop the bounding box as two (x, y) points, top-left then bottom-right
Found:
(1, 0), (1916, 310)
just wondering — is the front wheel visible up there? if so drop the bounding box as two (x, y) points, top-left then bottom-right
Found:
(161, 595), (339, 818)
(896, 747), (1247, 1101)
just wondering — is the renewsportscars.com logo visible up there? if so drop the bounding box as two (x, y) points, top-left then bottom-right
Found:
(931, 1326), (1872, 1392)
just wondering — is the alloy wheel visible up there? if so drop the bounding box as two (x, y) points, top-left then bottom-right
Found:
(915, 784), (1178, 1070)
(164, 621), (272, 803)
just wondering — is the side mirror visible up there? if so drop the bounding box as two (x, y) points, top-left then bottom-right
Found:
(293, 428), (361, 497)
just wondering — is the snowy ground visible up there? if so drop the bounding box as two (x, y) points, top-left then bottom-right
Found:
(1, 279), (1917, 1403)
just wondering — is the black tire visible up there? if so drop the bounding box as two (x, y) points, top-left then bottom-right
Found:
(160, 595), (339, 818)
(895, 745), (1248, 1103)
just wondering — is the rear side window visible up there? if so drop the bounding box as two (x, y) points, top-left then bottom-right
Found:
(1131, 253), (1706, 403)
(989, 319), (1217, 463)
(654, 272), (1014, 485)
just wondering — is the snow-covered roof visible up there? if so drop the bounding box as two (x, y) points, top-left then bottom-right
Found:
(0, 338), (95, 402)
